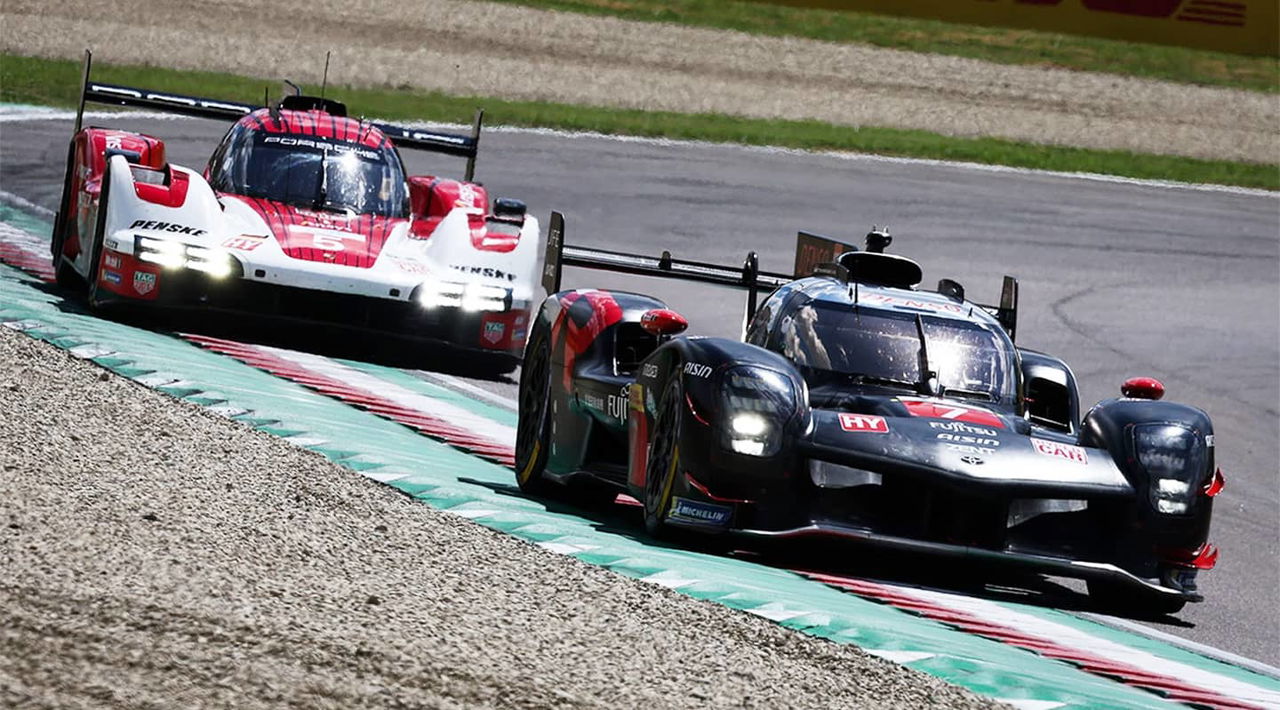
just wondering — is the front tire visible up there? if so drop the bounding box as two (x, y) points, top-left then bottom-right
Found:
(643, 373), (684, 537)
(514, 324), (553, 495)
(85, 164), (113, 312)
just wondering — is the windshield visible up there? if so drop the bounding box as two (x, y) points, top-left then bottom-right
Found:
(773, 300), (1014, 401)
(212, 127), (408, 217)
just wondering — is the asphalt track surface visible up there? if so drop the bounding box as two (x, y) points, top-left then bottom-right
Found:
(2, 112), (1277, 666)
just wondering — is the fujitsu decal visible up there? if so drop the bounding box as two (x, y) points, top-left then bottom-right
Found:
(838, 413), (889, 433)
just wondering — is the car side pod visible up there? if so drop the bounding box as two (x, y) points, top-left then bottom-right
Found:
(1122, 376), (1165, 400)
(641, 309), (688, 336)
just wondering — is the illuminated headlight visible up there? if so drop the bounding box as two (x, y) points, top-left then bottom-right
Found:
(719, 366), (795, 457)
(730, 413), (768, 437)
(1133, 423), (1205, 515)
(417, 281), (510, 311)
(137, 236), (184, 268)
(184, 245), (233, 278)
(135, 237), (234, 278)
(418, 281), (465, 308)
(462, 283), (510, 312)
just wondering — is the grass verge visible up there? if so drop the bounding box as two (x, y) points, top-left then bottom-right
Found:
(490, 0), (1278, 93)
(2, 53), (1275, 190)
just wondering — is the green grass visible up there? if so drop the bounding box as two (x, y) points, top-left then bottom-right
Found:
(491, 0), (1278, 92)
(2, 53), (1275, 190)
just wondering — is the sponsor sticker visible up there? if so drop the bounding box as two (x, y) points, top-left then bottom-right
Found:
(607, 384), (630, 423)
(102, 270), (122, 285)
(683, 362), (712, 378)
(482, 321), (505, 345)
(642, 363), (660, 379)
(1031, 438), (1089, 465)
(103, 253), (122, 269)
(900, 398), (1005, 429)
(838, 413), (890, 433)
(132, 271), (156, 296)
(129, 219), (206, 237)
(222, 236), (265, 251)
(669, 497), (732, 527)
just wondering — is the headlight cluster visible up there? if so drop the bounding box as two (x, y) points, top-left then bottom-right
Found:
(719, 366), (795, 457)
(1133, 423), (1206, 515)
(134, 236), (234, 279)
(417, 281), (512, 312)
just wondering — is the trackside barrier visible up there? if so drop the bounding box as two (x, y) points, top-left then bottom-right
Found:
(753, 0), (1279, 57)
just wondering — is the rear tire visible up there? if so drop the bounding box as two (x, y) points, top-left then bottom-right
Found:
(1087, 579), (1187, 617)
(514, 324), (553, 495)
(643, 374), (684, 537)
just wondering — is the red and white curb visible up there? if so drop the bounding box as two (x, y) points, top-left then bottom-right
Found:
(182, 335), (516, 467)
(803, 571), (1278, 710)
(0, 221), (55, 282)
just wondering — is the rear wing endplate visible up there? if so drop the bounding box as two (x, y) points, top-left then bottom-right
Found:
(72, 50), (485, 180)
(540, 211), (791, 321)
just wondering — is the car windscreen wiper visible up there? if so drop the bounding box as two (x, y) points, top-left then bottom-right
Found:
(914, 313), (940, 396)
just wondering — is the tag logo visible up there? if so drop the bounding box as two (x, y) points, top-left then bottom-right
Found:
(838, 413), (889, 433)
(1031, 438), (1088, 465)
(482, 321), (505, 345)
(133, 271), (156, 295)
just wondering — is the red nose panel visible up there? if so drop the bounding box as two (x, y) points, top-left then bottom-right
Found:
(239, 196), (404, 269)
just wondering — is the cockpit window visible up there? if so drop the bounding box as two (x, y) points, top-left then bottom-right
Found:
(772, 300), (1014, 401)
(210, 125), (408, 217)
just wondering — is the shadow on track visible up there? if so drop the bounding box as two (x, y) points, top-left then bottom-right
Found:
(460, 474), (1196, 628)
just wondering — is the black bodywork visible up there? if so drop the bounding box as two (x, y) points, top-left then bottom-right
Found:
(515, 214), (1221, 613)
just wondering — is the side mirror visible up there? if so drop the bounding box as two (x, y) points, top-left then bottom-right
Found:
(492, 197), (526, 222)
(1121, 377), (1165, 400)
(640, 308), (688, 336)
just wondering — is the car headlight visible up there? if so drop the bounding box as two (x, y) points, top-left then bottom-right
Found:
(135, 237), (234, 278)
(718, 366), (795, 457)
(417, 281), (511, 311)
(1132, 423), (1206, 515)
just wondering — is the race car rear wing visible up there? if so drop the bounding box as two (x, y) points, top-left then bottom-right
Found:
(542, 212), (1020, 340)
(71, 50), (485, 180)
(541, 212), (793, 322)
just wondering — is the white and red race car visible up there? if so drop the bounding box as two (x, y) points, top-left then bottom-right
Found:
(51, 53), (541, 374)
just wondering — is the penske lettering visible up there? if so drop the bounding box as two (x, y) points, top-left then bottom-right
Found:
(129, 219), (206, 236)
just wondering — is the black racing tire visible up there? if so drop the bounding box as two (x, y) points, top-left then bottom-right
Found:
(54, 254), (86, 291)
(514, 323), (553, 495)
(1087, 579), (1187, 617)
(643, 373), (684, 538)
(85, 164), (113, 312)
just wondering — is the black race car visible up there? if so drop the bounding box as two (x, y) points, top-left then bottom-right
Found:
(515, 213), (1223, 614)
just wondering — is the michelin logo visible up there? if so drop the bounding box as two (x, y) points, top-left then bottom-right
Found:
(669, 497), (731, 527)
